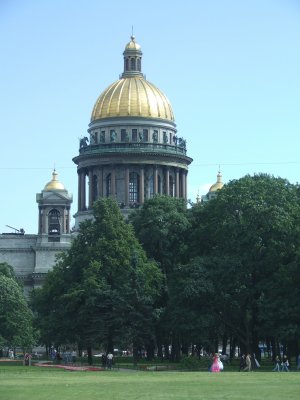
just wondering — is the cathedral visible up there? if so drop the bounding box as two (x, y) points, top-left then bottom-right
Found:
(0, 36), (195, 292)
(73, 35), (192, 227)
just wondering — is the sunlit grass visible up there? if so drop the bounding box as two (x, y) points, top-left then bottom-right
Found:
(0, 365), (299, 400)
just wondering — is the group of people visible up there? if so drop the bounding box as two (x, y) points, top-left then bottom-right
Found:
(239, 353), (260, 372)
(272, 355), (290, 372)
(101, 352), (114, 369)
(239, 353), (298, 372)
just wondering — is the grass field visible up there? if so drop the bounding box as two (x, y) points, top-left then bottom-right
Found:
(0, 365), (299, 400)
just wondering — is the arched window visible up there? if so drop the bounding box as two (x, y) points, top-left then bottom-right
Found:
(137, 58), (141, 71)
(48, 209), (60, 235)
(125, 58), (129, 71)
(129, 172), (139, 203)
(92, 174), (98, 202)
(130, 58), (135, 70)
(158, 175), (162, 194)
(106, 174), (111, 197)
(149, 175), (154, 198)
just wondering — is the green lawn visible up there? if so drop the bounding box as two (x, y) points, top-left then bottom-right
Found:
(0, 365), (299, 400)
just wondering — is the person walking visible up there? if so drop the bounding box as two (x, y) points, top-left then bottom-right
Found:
(211, 354), (221, 372)
(272, 355), (281, 372)
(252, 353), (260, 370)
(101, 353), (107, 369)
(281, 355), (289, 372)
(239, 354), (246, 371)
(107, 352), (113, 370)
(243, 353), (252, 372)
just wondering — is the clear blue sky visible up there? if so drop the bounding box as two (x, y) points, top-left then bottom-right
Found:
(0, 0), (299, 233)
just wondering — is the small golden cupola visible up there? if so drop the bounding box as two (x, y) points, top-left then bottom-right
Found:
(44, 170), (65, 191)
(209, 170), (224, 193)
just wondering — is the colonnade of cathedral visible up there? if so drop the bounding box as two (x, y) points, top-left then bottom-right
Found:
(77, 164), (187, 211)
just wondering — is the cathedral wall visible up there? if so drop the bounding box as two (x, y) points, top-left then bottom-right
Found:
(0, 234), (36, 276)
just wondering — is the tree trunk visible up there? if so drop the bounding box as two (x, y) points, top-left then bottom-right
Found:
(87, 346), (93, 365)
(170, 333), (180, 362)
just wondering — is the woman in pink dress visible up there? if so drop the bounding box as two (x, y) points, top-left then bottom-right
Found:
(211, 354), (220, 372)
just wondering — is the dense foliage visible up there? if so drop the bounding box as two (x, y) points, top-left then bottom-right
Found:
(0, 263), (35, 352)
(32, 198), (162, 363)
(30, 175), (300, 361)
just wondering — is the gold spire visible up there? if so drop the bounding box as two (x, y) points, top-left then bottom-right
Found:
(44, 169), (65, 191)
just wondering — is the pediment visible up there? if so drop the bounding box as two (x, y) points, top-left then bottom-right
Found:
(38, 191), (72, 202)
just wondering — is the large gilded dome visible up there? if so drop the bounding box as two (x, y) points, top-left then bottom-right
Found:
(91, 37), (175, 122)
(91, 77), (174, 121)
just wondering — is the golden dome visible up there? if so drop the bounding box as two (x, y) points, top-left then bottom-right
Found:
(125, 35), (141, 51)
(91, 36), (174, 122)
(91, 77), (174, 121)
(44, 170), (65, 191)
(209, 171), (224, 192)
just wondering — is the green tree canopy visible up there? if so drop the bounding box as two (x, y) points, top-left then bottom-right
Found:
(0, 263), (35, 350)
(185, 174), (300, 355)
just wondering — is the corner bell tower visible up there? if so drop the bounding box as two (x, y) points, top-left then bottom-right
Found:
(36, 170), (73, 243)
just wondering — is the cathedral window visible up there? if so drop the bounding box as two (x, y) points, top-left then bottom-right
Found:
(143, 129), (149, 142)
(169, 176), (175, 197)
(149, 175), (154, 198)
(158, 175), (162, 194)
(129, 172), (139, 203)
(137, 58), (141, 71)
(106, 174), (111, 197)
(130, 58), (135, 70)
(48, 209), (60, 236)
(92, 174), (98, 202)
(121, 129), (129, 142)
(132, 129), (137, 142)
(100, 131), (106, 143)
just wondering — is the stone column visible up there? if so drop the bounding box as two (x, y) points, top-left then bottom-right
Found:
(111, 167), (116, 198)
(80, 171), (86, 211)
(154, 166), (158, 195)
(125, 167), (129, 206)
(139, 167), (144, 204)
(88, 169), (93, 209)
(77, 171), (81, 211)
(182, 170), (186, 199)
(175, 168), (180, 198)
(185, 171), (188, 200)
(98, 168), (103, 198)
(165, 167), (170, 196)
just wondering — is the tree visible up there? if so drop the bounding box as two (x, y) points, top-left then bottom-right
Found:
(32, 198), (162, 363)
(186, 174), (300, 356)
(129, 196), (190, 360)
(129, 196), (190, 276)
(0, 263), (35, 352)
